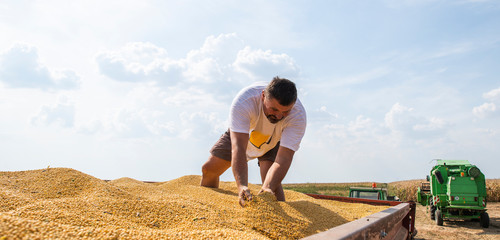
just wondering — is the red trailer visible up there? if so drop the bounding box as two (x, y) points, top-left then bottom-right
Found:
(303, 194), (417, 240)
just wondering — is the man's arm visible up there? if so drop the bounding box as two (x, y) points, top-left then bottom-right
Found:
(260, 146), (295, 201)
(230, 130), (252, 206)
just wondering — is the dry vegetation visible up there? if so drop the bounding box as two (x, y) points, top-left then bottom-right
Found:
(485, 179), (500, 202)
(285, 179), (500, 202)
(390, 179), (500, 202)
(387, 179), (424, 202)
(0, 168), (388, 239)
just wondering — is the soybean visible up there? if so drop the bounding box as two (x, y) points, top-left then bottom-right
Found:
(0, 168), (388, 239)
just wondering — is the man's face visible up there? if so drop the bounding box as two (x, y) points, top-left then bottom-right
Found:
(262, 91), (294, 124)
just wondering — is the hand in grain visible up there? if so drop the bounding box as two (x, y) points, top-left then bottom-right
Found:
(258, 187), (274, 196)
(238, 186), (252, 207)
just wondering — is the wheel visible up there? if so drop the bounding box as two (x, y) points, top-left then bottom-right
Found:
(430, 205), (436, 220)
(480, 212), (490, 228)
(435, 209), (443, 226)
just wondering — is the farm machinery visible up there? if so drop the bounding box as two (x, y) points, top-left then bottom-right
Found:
(348, 183), (399, 201)
(416, 159), (489, 228)
(304, 193), (416, 239)
(304, 183), (414, 239)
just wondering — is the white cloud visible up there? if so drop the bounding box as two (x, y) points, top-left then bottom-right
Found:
(473, 87), (500, 118)
(473, 102), (496, 118)
(31, 95), (75, 127)
(233, 46), (299, 81)
(384, 103), (415, 130)
(321, 115), (381, 145)
(79, 108), (226, 141)
(182, 33), (248, 94)
(162, 87), (226, 109)
(95, 42), (184, 84)
(307, 114), (398, 179)
(186, 33), (244, 66)
(75, 82), (228, 141)
(78, 106), (177, 139)
(483, 87), (500, 102)
(301, 101), (455, 182)
(413, 117), (447, 131)
(183, 58), (222, 84)
(385, 103), (448, 138)
(111, 108), (177, 138)
(75, 84), (177, 139)
(179, 111), (227, 140)
(95, 34), (300, 91)
(0, 43), (80, 90)
(95, 33), (301, 100)
(316, 103), (449, 149)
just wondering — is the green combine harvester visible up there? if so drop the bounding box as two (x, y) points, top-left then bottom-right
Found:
(417, 159), (489, 228)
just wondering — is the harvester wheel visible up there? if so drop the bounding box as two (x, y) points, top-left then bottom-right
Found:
(480, 212), (489, 228)
(430, 205), (435, 220)
(435, 210), (443, 226)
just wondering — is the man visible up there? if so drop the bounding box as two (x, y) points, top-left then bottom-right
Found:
(200, 76), (307, 206)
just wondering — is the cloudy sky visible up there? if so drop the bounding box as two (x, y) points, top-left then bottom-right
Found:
(1, 0), (499, 184)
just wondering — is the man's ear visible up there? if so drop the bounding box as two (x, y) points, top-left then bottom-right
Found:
(261, 90), (265, 101)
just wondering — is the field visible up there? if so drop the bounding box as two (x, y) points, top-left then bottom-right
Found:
(414, 202), (500, 239)
(284, 179), (500, 239)
(283, 179), (500, 202)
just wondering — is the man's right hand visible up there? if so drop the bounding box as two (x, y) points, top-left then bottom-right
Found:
(238, 186), (253, 207)
(257, 187), (274, 196)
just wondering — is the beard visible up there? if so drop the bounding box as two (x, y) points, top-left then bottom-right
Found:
(266, 114), (283, 124)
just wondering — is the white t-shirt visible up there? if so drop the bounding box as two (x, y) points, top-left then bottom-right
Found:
(229, 82), (307, 160)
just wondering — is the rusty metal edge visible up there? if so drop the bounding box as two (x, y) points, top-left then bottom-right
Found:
(305, 193), (402, 206)
(301, 202), (411, 240)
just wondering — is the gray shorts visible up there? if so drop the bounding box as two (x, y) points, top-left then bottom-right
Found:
(210, 130), (280, 163)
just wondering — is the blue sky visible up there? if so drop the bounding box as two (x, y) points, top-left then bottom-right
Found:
(1, 0), (499, 183)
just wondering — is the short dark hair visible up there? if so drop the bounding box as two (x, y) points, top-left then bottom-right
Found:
(264, 76), (297, 106)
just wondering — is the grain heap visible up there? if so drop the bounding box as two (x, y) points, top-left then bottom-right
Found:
(0, 168), (388, 239)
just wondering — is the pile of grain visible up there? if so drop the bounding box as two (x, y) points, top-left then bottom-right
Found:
(0, 168), (388, 239)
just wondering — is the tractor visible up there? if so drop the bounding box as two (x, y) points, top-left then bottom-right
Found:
(349, 183), (399, 201)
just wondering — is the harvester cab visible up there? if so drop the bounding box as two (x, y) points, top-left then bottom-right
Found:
(349, 187), (388, 200)
(416, 159), (489, 228)
(348, 183), (399, 201)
